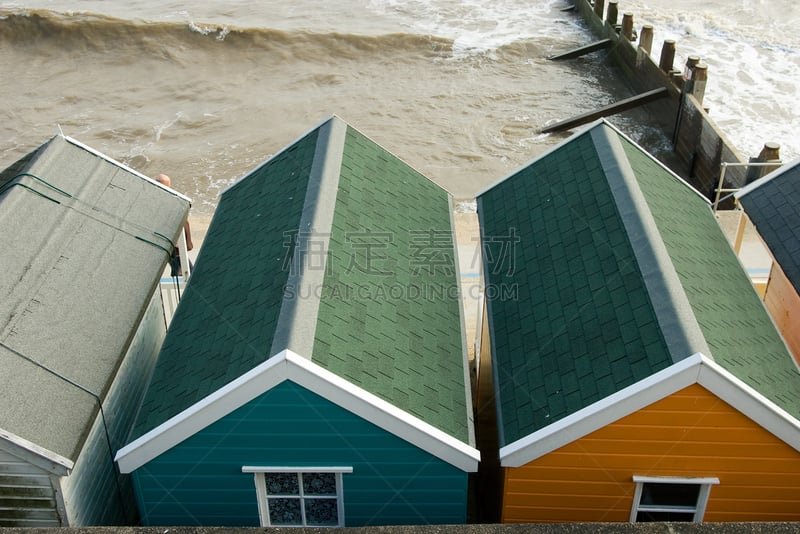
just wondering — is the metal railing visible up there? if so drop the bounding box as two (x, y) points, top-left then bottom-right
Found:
(712, 161), (781, 212)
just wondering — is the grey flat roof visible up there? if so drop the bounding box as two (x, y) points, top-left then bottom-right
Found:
(0, 135), (190, 463)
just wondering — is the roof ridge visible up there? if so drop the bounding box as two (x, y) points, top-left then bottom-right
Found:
(591, 124), (711, 362)
(268, 117), (347, 359)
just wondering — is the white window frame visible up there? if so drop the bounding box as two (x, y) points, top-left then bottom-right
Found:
(242, 466), (352, 527)
(630, 476), (719, 523)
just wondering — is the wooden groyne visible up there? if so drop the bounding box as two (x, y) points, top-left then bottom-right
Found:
(553, 0), (782, 205)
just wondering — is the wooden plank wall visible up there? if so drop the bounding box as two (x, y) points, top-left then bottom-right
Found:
(764, 262), (800, 365)
(501, 383), (800, 523)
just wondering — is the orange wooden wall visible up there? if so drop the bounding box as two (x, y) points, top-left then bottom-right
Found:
(764, 262), (800, 365)
(502, 383), (800, 523)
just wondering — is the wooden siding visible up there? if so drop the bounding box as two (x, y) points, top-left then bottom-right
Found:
(501, 383), (800, 523)
(0, 449), (60, 526)
(132, 380), (468, 526)
(764, 262), (800, 365)
(61, 290), (166, 525)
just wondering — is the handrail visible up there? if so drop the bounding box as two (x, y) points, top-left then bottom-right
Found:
(712, 161), (781, 212)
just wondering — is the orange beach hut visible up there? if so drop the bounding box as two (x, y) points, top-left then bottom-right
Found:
(475, 120), (800, 523)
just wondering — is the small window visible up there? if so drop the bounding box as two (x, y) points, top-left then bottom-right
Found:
(630, 476), (719, 523)
(243, 467), (352, 527)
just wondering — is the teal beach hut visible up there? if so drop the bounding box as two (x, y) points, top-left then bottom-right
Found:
(116, 116), (479, 527)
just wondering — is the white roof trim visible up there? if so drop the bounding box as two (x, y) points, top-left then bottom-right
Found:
(735, 157), (798, 199)
(499, 353), (703, 467)
(116, 350), (480, 474)
(696, 356), (800, 453)
(116, 351), (290, 473)
(285, 351), (480, 472)
(500, 353), (800, 467)
(242, 466), (354, 474)
(62, 136), (193, 204)
(0, 427), (73, 476)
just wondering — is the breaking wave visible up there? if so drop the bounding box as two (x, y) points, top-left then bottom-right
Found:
(0, 8), (455, 59)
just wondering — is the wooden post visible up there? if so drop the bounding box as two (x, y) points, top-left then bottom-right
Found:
(755, 142), (782, 179)
(594, 0), (605, 19)
(639, 25), (654, 54)
(659, 39), (676, 73)
(759, 142), (781, 162)
(682, 55), (700, 92)
(607, 1), (618, 26)
(692, 63), (708, 104)
(622, 13), (634, 40)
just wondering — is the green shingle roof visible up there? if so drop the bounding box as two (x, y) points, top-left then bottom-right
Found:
(132, 117), (472, 445)
(478, 120), (800, 447)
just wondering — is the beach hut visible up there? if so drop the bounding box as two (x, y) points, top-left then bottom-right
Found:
(0, 135), (190, 525)
(115, 116), (479, 527)
(475, 120), (800, 523)
(735, 160), (800, 364)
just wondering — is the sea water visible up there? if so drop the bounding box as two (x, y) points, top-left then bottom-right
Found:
(1, 0), (797, 214)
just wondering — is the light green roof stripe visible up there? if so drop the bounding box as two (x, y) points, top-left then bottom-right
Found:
(312, 126), (471, 444)
(619, 134), (800, 419)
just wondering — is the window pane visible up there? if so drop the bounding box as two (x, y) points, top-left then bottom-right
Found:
(637, 510), (695, 522)
(265, 473), (299, 495)
(640, 483), (700, 507)
(268, 497), (302, 525)
(305, 498), (339, 526)
(303, 472), (337, 496)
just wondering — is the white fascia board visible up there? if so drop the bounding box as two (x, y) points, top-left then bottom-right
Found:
(696, 355), (800, 452)
(115, 351), (291, 473)
(63, 136), (193, 204)
(0, 428), (73, 476)
(736, 158), (798, 199)
(499, 354), (704, 467)
(285, 351), (481, 472)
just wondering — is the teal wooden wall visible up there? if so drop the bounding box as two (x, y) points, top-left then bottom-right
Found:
(132, 381), (468, 526)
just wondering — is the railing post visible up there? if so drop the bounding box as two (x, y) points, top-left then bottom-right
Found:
(713, 163), (728, 212)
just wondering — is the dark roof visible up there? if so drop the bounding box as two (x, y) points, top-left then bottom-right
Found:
(131, 116), (473, 445)
(0, 135), (190, 462)
(736, 160), (800, 293)
(478, 120), (800, 447)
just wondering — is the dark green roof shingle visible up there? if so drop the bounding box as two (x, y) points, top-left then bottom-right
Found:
(132, 129), (318, 438)
(478, 129), (673, 446)
(132, 118), (473, 446)
(480, 121), (800, 446)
